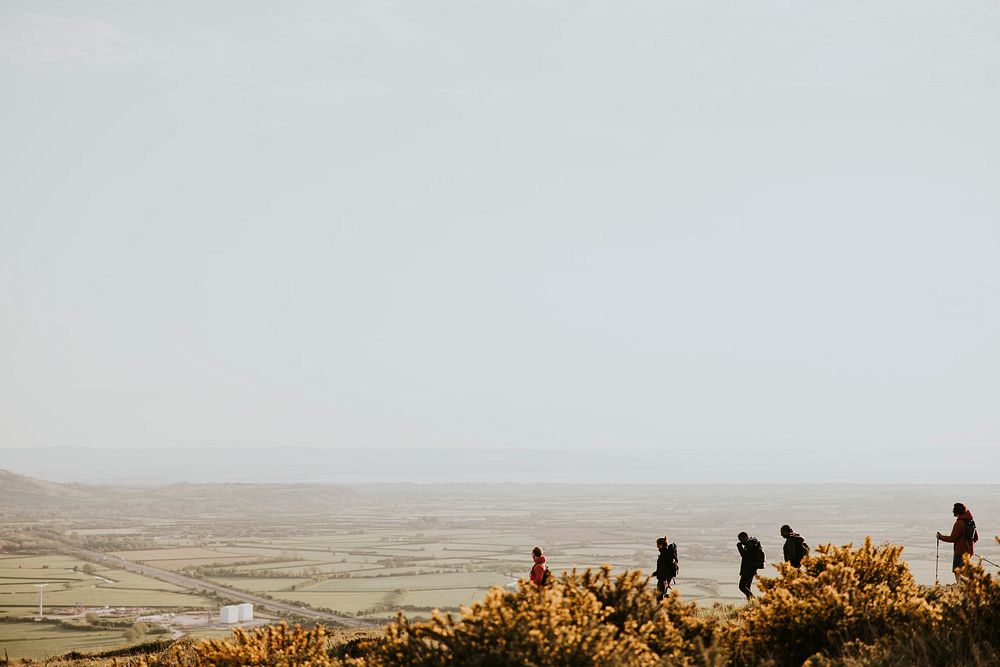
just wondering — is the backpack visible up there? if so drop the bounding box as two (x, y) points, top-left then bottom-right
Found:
(745, 537), (765, 569)
(664, 543), (679, 579)
(795, 538), (810, 562)
(964, 519), (977, 543)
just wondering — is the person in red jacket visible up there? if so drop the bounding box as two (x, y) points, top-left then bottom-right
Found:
(937, 502), (979, 583)
(529, 546), (550, 586)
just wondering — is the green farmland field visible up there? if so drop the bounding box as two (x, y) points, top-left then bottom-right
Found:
(0, 621), (134, 659)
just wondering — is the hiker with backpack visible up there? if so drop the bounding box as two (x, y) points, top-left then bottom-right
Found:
(647, 536), (679, 599)
(937, 502), (979, 583)
(736, 532), (764, 600)
(529, 546), (551, 586)
(780, 525), (809, 568)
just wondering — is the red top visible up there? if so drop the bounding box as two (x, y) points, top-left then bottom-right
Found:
(939, 509), (979, 556)
(529, 555), (547, 585)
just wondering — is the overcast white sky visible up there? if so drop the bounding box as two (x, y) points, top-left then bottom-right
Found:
(1, 1), (999, 476)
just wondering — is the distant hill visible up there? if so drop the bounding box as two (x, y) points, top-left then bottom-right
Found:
(0, 469), (356, 518)
(0, 468), (105, 506)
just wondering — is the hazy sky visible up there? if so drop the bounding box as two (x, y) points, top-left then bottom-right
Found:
(2, 1), (999, 475)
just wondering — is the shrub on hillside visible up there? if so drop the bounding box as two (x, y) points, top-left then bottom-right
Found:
(726, 538), (938, 667)
(856, 558), (1000, 666)
(116, 624), (353, 667)
(364, 567), (717, 667)
(801, 559), (1000, 667)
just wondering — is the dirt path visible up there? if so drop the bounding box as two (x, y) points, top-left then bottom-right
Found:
(57, 543), (376, 628)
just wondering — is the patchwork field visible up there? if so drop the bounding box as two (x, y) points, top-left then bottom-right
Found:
(0, 622), (134, 660)
(110, 547), (254, 571)
(2, 478), (999, 659)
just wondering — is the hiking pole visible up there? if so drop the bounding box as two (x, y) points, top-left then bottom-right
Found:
(934, 537), (939, 585)
(978, 555), (1000, 569)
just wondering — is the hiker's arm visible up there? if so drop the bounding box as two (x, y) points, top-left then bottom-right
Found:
(654, 556), (666, 580)
(737, 543), (745, 557)
(938, 521), (961, 543)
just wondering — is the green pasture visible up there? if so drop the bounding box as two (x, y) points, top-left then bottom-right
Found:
(208, 576), (309, 592)
(401, 588), (492, 609)
(0, 621), (132, 659)
(231, 560), (383, 576)
(300, 571), (505, 593)
(224, 545), (340, 560)
(267, 590), (389, 614)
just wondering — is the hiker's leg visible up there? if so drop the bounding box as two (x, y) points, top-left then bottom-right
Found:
(738, 572), (754, 599)
(952, 553), (963, 585)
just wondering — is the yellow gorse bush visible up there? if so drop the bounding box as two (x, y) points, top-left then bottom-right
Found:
(727, 538), (939, 667)
(366, 566), (715, 667)
(115, 623), (356, 667)
(937, 557), (1000, 648)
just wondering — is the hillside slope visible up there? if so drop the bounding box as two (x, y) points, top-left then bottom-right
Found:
(0, 468), (356, 517)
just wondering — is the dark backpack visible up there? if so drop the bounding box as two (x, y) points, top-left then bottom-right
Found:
(795, 538), (810, 562)
(664, 543), (679, 579)
(964, 519), (977, 542)
(745, 537), (765, 569)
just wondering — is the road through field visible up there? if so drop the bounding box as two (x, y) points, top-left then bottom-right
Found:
(57, 543), (376, 628)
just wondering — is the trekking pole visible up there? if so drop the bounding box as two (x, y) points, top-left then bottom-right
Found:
(978, 555), (1000, 569)
(934, 538), (939, 586)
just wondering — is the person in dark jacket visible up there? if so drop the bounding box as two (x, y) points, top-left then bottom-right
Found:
(937, 502), (979, 583)
(736, 532), (763, 600)
(780, 524), (809, 568)
(647, 536), (678, 599)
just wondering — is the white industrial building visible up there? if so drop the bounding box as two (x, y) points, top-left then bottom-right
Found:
(219, 603), (254, 624)
(219, 605), (239, 624)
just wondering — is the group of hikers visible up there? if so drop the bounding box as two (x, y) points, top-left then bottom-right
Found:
(527, 502), (982, 600)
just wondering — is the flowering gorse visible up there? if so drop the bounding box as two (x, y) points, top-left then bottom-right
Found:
(367, 566), (715, 667)
(727, 538), (939, 667)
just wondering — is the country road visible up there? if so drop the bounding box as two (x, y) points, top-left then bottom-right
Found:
(59, 543), (376, 628)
